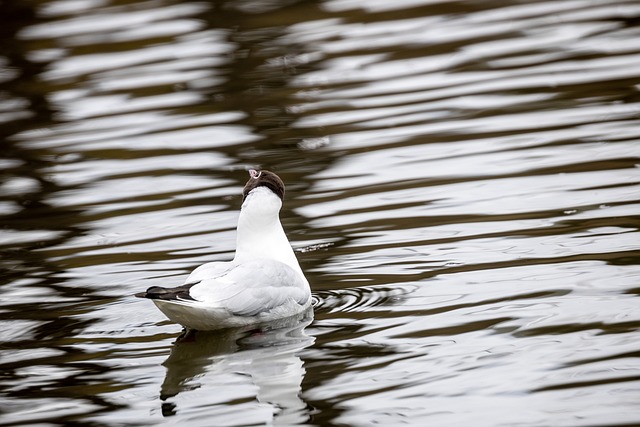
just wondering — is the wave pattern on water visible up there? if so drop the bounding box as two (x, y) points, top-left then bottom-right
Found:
(0, 0), (639, 426)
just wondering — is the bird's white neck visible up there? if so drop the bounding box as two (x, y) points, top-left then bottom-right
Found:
(234, 188), (306, 282)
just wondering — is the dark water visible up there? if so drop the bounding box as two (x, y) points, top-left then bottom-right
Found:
(1, 0), (640, 425)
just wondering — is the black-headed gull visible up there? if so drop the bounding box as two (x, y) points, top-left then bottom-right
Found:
(136, 169), (311, 330)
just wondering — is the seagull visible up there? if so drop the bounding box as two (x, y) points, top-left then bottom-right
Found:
(136, 169), (312, 330)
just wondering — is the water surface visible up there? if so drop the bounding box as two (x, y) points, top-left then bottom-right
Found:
(1, 0), (639, 425)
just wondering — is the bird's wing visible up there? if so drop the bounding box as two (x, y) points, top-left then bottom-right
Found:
(183, 261), (233, 285)
(135, 262), (233, 301)
(188, 259), (310, 316)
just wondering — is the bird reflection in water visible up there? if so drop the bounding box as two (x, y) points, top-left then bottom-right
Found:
(159, 309), (315, 424)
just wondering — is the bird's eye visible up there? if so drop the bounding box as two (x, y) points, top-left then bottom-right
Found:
(249, 169), (261, 179)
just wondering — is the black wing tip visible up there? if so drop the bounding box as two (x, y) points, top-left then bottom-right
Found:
(134, 286), (161, 299)
(135, 285), (195, 301)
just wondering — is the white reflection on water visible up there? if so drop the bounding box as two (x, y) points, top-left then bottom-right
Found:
(159, 311), (315, 425)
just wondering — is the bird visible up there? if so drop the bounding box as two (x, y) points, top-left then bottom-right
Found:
(136, 169), (312, 331)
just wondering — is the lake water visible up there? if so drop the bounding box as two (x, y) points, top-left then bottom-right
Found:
(1, 0), (639, 425)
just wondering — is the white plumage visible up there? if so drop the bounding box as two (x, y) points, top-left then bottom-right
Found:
(138, 170), (312, 330)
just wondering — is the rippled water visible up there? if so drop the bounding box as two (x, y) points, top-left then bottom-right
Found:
(1, 0), (640, 425)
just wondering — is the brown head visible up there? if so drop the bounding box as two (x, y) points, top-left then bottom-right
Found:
(242, 169), (285, 202)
